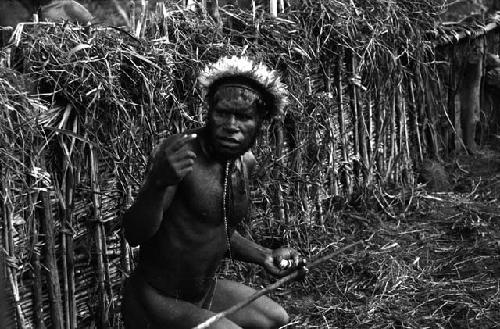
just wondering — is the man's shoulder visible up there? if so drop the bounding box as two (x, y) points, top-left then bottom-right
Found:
(241, 151), (256, 173)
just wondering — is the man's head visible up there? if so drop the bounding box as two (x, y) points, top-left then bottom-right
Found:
(198, 56), (288, 160)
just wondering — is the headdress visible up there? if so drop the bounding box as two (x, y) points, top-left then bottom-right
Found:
(197, 56), (288, 119)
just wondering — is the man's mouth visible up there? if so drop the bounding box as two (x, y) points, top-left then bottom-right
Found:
(217, 136), (240, 147)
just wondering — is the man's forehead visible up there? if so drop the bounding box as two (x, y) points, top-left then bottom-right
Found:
(214, 98), (258, 116)
(212, 84), (262, 108)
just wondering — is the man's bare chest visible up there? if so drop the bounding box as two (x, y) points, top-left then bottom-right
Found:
(176, 161), (250, 227)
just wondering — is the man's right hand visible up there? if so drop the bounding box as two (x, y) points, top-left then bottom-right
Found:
(148, 134), (198, 188)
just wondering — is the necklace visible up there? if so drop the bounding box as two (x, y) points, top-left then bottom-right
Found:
(223, 161), (232, 259)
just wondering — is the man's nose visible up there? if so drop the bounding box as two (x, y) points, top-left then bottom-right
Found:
(224, 115), (238, 132)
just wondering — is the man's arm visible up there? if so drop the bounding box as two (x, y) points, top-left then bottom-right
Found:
(230, 231), (301, 277)
(230, 231), (272, 265)
(122, 134), (197, 247)
(122, 181), (176, 247)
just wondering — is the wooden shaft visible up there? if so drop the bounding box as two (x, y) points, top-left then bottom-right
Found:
(193, 241), (363, 329)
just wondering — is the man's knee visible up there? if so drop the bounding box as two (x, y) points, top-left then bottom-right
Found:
(251, 303), (289, 329)
(267, 305), (289, 328)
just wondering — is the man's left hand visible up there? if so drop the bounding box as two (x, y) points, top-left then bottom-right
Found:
(263, 247), (306, 277)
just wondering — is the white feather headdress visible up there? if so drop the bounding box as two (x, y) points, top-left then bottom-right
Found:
(197, 56), (288, 119)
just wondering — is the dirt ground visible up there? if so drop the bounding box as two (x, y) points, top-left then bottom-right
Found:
(222, 145), (500, 328)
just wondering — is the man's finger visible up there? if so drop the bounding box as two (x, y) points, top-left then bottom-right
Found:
(177, 166), (194, 178)
(179, 150), (197, 160)
(178, 158), (195, 169)
(170, 133), (197, 151)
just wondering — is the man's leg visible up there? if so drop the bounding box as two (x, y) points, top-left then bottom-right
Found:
(209, 279), (289, 329)
(122, 273), (242, 329)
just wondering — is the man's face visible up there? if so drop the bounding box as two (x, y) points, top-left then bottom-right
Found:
(207, 94), (262, 160)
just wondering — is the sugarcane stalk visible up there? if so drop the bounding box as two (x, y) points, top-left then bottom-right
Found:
(386, 93), (397, 183)
(129, 0), (136, 34)
(357, 80), (368, 185)
(328, 115), (339, 196)
(25, 154), (45, 329)
(271, 118), (286, 225)
(445, 45), (456, 153)
(325, 64), (339, 196)
(270, 0), (278, 16)
(193, 241), (363, 329)
(396, 87), (403, 181)
(2, 169), (27, 329)
(408, 80), (423, 163)
(30, 206), (45, 329)
(65, 168), (77, 329)
(120, 185), (133, 275)
(365, 95), (374, 186)
(58, 176), (70, 329)
(347, 50), (360, 186)
(39, 184), (64, 329)
(89, 147), (108, 328)
(336, 50), (351, 194)
(400, 85), (411, 185)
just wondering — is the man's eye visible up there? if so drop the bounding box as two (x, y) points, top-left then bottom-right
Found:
(215, 110), (229, 116)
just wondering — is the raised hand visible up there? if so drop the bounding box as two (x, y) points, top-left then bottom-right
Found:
(148, 134), (198, 188)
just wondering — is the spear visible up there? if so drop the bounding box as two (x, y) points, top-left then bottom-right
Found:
(193, 240), (364, 329)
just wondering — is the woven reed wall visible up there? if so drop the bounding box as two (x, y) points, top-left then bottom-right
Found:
(1, 4), (499, 328)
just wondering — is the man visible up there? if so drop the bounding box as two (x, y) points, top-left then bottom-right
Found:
(0, 0), (92, 46)
(121, 56), (303, 328)
(0, 0), (92, 28)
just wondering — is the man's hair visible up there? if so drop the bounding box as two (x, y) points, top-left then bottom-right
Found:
(197, 56), (288, 120)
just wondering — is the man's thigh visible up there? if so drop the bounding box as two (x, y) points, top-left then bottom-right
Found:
(122, 276), (241, 329)
(210, 279), (289, 329)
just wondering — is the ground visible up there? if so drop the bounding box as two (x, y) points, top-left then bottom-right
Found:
(219, 145), (500, 328)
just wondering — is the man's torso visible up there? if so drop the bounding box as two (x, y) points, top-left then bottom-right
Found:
(138, 135), (252, 302)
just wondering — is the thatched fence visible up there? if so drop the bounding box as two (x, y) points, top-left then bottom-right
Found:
(1, 1), (499, 327)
